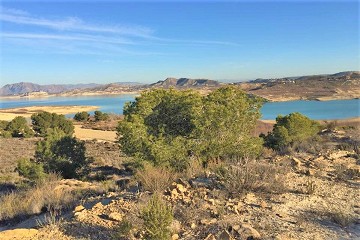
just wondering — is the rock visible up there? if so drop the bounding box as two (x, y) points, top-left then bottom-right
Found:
(218, 230), (234, 240)
(176, 184), (187, 193)
(172, 233), (180, 240)
(171, 189), (179, 199)
(200, 218), (217, 225)
(190, 222), (197, 229)
(0, 228), (39, 240)
(291, 157), (302, 167)
(260, 200), (267, 209)
(74, 205), (85, 212)
(108, 212), (123, 221)
(204, 233), (217, 240)
(238, 223), (261, 239)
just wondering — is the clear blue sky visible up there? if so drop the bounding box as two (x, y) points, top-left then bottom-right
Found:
(0, 0), (359, 85)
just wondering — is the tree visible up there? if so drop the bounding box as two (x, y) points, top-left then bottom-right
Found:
(118, 87), (264, 171)
(31, 112), (74, 136)
(35, 128), (92, 179)
(17, 158), (46, 181)
(264, 112), (320, 151)
(5, 116), (34, 137)
(94, 110), (109, 121)
(73, 111), (90, 122)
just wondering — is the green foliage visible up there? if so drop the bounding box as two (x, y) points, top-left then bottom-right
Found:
(112, 219), (133, 239)
(140, 194), (173, 240)
(35, 128), (92, 179)
(73, 111), (90, 122)
(31, 112), (74, 136)
(5, 116), (34, 138)
(118, 87), (263, 171)
(94, 110), (109, 121)
(264, 112), (320, 151)
(17, 158), (46, 181)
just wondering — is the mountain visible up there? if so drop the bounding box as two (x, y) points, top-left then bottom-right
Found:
(150, 78), (221, 88)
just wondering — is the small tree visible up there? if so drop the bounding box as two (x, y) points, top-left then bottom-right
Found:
(140, 194), (173, 240)
(94, 110), (109, 121)
(73, 111), (90, 122)
(35, 128), (92, 179)
(31, 112), (74, 136)
(264, 112), (320, 151)
(5, 116), (33, 138)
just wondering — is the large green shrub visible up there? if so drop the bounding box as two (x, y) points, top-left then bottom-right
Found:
(118, 87), (263, 171)
(94, 110), (109, 121)
(5, 116), (34, 138)
(140, 194), (173, 240)
(35, 128), (92, 179)
(31, 112), (74, 136)
(264, 112), (320, 151)
(73, 111), (90, 122)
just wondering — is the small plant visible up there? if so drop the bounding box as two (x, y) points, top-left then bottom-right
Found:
(112, 219), (133, 239)
(74, 111), (90, 122)
(140, 194), (173, 240)
(304, 178), (316, 195)
(136, 163), (177, 193)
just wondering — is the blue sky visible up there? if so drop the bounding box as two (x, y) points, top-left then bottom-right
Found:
(0, 1), (359, 85)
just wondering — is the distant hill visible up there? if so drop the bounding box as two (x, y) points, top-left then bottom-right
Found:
(150, 77), (221, 88)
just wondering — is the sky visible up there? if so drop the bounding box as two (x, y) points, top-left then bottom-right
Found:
(0, 0), (359, 85)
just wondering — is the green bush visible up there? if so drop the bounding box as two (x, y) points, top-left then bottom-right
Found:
(118, 87), (263, 171)
(35, 128), (92, 179)
(5, 116), (34, 138)
(31, 112), (74, 136)
(264, 112), (320, 151)
(140, 194), (173, 240)
(73, 111), (90, 122)
(17, 158), (46, 181)
(94, 110), (109, 121)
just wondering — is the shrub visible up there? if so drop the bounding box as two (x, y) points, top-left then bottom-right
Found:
(118, 87), (263, 171)
(35, 128), (92, 179)
(5, 116), (34, 138)
(73, 111), (90, 122)
(140, 194), (173, 240)
(31, 111), (74, 136)
(136, 163), (177, 193)
(17, 158), (46, 181)
(94, 110), (109, 121)
(264, 112), (320, 151)
(113, 219), (133, 239)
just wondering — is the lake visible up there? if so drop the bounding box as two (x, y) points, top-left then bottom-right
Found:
(0, 95), (359, 120)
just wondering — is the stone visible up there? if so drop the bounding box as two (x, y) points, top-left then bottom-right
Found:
(172, 233), (180, 240)
(108, 212), (123, 221)
(238, 223), (261, 239)
(0, 228), (39, 240)
(171, 188), (179, 198)
(291, 157), (302, 167)
(204, 233), (217, 240)
(176, 184), (187, 193)
(74, 205), (85, 212)
(190, 222), (197, 229)
(260, 200), (268, 209)
(218, 230), (234, 240)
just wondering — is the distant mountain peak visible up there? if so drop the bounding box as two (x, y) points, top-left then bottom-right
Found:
(151, 77), (221, 88)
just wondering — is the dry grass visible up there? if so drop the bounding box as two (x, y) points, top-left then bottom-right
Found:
(136, 163), (178, 193)
(0, 173), (78, 221)
(73, 125), (117, 142)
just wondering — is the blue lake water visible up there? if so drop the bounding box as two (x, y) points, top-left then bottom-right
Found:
(0, 95), (359, 120)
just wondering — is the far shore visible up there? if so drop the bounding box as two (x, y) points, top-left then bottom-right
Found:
(0, 105), (99, 121)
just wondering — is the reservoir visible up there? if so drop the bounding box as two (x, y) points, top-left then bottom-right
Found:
(0, 95), (359, 120)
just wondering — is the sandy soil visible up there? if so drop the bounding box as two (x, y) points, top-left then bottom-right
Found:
(73, 125), (117, 142)
(0, 106), (99, 121)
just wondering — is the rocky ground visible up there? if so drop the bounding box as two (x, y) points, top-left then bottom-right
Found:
(0, 130), (359, 240)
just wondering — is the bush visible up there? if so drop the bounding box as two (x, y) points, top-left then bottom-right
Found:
(31, 111), (74, 136)
(73, 111), (90, 122)
(118, 87), (263, 171)
(136, 163), (177, 193)
(94, 110), (109, 121)
(5, 116), (34, 138)
(140, 194), (173, 240)
(264, 112), (320, 151)
(35, 128), (92, 179)
(17, 158), (46, 181)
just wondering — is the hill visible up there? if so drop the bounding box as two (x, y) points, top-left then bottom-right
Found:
(238, 71), (360, 101)
(150, 77), (221, 88)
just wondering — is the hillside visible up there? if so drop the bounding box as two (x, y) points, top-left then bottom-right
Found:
(238, 71), (360, 101)
(150, 77), (221, 88)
